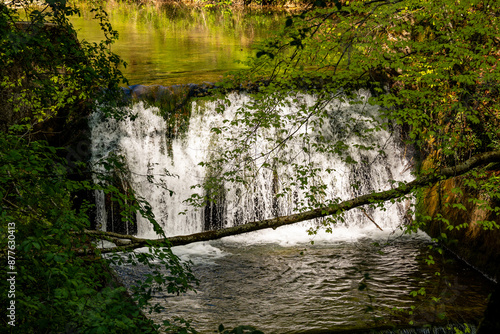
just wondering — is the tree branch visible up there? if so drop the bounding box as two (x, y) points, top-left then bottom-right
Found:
(360, 207), (383, 231)
(87, 150), (500, 253)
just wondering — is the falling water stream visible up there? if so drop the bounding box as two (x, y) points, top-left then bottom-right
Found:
(90, 91), (493, 333)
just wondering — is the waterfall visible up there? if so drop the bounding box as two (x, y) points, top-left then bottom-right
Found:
(89, 90), (414, 240)
(90, 89), (492, 334)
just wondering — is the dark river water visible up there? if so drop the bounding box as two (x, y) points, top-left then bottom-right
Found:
(114, 229), (493, 333)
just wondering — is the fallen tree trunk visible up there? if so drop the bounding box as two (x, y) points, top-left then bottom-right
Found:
(86, 150), (500, 253)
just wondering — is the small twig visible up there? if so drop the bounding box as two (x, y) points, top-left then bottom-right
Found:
(360, 207), (383, 231)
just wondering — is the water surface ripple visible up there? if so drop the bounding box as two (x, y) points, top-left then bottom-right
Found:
(116, 234), (493, 333)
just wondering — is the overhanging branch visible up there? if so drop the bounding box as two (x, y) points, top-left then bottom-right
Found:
(86, 150), (500, 253)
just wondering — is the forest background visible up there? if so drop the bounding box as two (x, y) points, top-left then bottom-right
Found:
(1, 0), (499, 333)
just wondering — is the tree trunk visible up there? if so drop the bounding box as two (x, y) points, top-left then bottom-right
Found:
(84, 150), (500, 253)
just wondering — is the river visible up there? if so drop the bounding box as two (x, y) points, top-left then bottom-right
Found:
(71, 1), (285, 85)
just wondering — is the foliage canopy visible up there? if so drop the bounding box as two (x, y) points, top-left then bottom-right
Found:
(0, 1), (198, 333)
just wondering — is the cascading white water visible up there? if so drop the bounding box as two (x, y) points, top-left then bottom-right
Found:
(89, 91), (414, 240)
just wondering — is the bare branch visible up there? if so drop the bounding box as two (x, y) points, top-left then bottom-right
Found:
(360, 208), (383, 231)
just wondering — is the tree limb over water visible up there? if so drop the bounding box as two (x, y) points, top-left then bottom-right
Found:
(85, 149), (500, 253)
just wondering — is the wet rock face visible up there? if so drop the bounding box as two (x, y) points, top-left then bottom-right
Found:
(420, 174), (500, 281)
(125, 83), (217, 101)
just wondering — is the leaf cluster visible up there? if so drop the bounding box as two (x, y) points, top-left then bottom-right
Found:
(0, 0), (128, 134)
(0, 131), (199, 333)
(0, 1), (198, 332)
